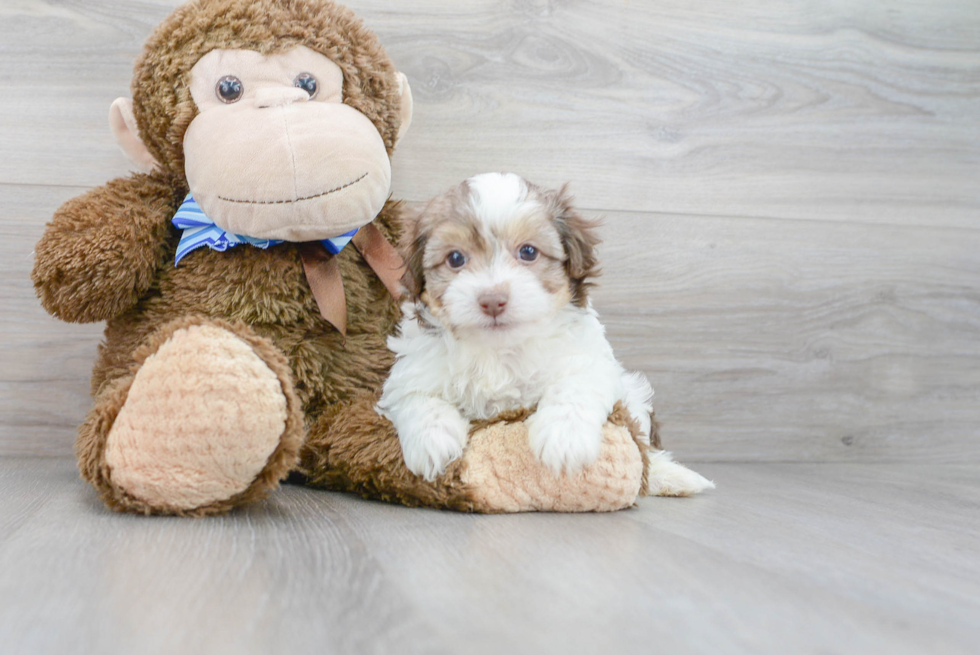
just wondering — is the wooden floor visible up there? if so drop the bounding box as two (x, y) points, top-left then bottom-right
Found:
(3, 0), (979, 461)
(1, 458), (978, 655)
(2, 1), (979, 653)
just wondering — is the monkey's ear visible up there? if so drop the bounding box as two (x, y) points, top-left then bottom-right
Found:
(109, 98), (161, 173)
(395, 73), (414, 146)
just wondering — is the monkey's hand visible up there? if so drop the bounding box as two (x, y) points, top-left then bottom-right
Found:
(32, 172), (178, 323)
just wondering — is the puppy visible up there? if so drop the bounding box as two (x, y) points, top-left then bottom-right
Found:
(377, 173), (713, 495)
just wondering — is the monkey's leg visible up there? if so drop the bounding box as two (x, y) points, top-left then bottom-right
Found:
(77, 317), (304, 516)
(300, 392), (479, 511)
(300, 393), (646, 513)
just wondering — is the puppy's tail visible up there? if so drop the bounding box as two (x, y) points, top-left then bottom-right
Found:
(644, 450), (715, 497)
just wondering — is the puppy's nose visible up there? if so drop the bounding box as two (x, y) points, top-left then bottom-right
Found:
(478, 290), (509, 318)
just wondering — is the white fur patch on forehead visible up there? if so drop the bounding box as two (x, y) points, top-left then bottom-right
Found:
(467, 173), (537, 228)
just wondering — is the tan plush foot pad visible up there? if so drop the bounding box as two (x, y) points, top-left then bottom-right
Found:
(105, 324), (289, 510)
(303, 395), (648, 513)
(462, 416), (644, 512)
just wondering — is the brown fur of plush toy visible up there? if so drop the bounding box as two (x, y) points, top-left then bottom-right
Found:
(32, 0), (662, 516)
(302, 395), (653, 513)
(32, 0), (407, 516)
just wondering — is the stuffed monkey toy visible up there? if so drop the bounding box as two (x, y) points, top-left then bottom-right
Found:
(32, 0), (669, 516)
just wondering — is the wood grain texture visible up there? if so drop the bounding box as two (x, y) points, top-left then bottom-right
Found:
(1, 458), (979, 655)
(1, 185), (104, 456)
(594, 210), (980, 462)
(0, 1), (977, 224)
(4, 4), (979, 653)
(2, 0), (979, 460)
(6, 187), (979, 461)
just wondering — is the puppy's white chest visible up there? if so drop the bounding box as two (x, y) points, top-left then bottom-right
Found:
(447, 349), (545, 420)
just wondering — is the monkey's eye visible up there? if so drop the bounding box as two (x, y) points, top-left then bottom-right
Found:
(216, 75), (244, 103)
(518, 244), (539, 262)
(446, 251), (467, 269)
(293, 73), (319, 99)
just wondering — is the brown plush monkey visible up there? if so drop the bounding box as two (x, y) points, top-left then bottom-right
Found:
(32, 0), (654, 516)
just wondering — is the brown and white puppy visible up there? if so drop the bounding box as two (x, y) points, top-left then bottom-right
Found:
(377, 173), (713, 495)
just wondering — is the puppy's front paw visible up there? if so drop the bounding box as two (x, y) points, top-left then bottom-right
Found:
(527, 405), (604, 475)
(399, 410), (470, 481)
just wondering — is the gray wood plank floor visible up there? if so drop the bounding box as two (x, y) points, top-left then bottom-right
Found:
(1, 458), (978, 655)
(2, 2), (978, 652)
(8, 184), (979, 461)
(3, 0), (979, 225)
(3, 0), (978, 460)
(7, 181), (980, 461)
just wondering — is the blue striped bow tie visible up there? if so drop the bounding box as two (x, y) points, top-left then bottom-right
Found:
(171, 194), (357, 266)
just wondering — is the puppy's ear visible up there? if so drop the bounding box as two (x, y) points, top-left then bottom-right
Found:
(549, 184), (602, 306)
(396, 205), (427, 299)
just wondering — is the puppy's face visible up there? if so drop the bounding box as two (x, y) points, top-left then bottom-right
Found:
(401, 173), (600, 333)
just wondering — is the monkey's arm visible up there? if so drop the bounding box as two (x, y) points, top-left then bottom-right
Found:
(32, 173), (179, 323)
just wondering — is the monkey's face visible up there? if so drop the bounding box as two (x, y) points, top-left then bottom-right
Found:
(182, 46), (393, 242)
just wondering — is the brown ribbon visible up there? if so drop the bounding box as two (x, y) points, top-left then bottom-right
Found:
(352, 222), (407, 299)
(298, 222), (405, 337)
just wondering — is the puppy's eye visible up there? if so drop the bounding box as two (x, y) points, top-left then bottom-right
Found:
(216, 75), (244, 103)
(446, 251), (467, 269)
(518, 244), (539, 262)
(293, 72), (319, 99)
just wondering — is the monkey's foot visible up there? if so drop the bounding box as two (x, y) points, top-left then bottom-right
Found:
(302, 397), (648, 513)
(83, 319), (304, 515)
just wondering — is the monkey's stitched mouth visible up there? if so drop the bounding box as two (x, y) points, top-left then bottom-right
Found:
(217, 172), (368, 205)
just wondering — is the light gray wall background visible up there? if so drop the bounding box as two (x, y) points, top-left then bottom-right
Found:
(2, 0), (978, 461)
